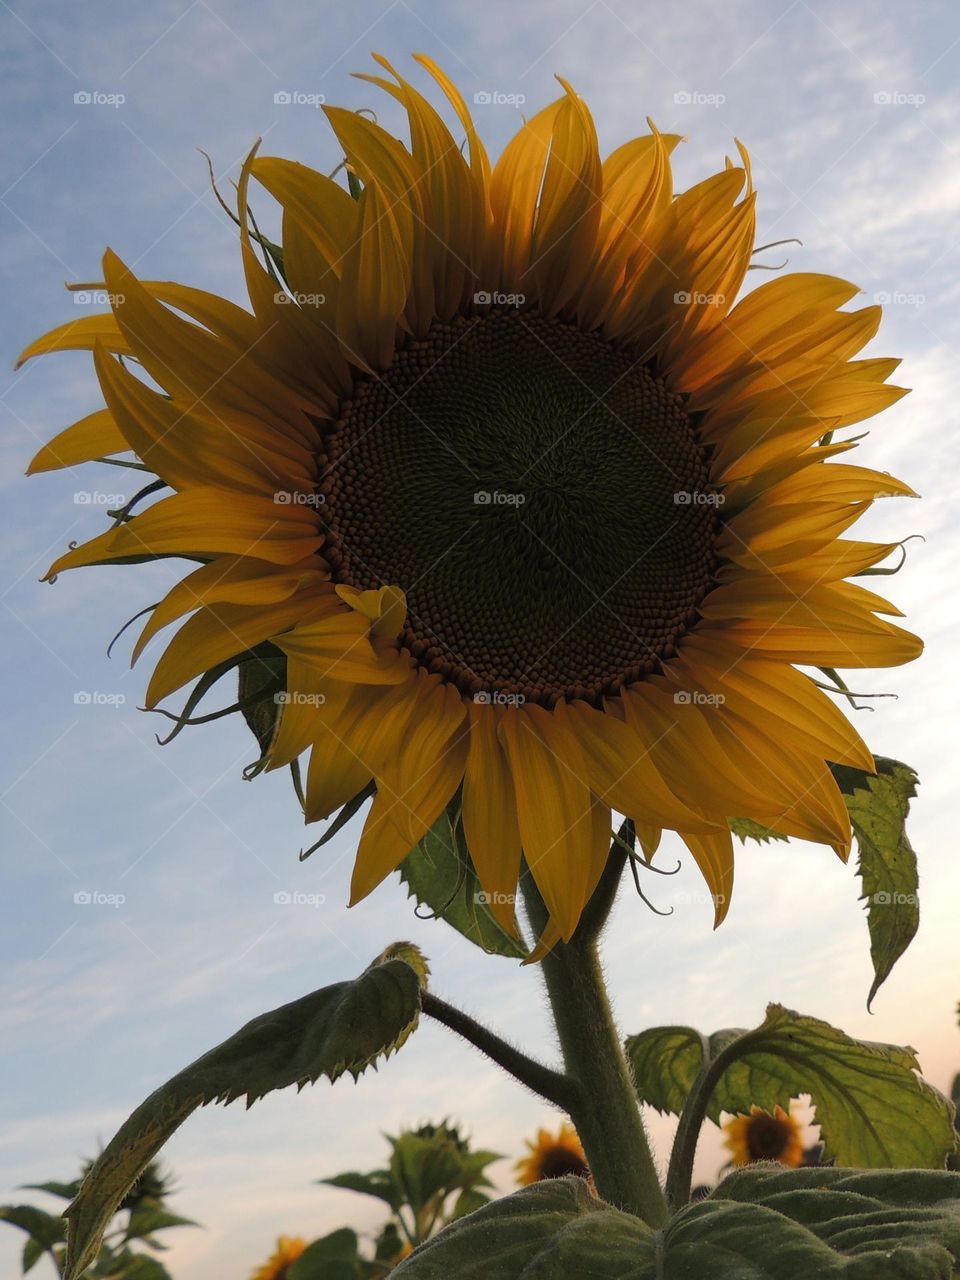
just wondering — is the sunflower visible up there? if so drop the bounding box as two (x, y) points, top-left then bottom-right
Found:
(515, 1122), (590, 1185)
(250, 1235), (306, 1280)
(722, 1104), (805, 1168)
(24, 55), (921, 950)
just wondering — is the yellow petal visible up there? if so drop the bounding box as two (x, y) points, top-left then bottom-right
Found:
(27, 409), (129, 474)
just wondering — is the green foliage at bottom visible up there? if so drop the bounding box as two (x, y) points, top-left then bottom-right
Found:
(391, 1168), (960, 1278)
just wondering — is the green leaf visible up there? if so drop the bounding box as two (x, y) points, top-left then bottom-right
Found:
(730, 817), (789, 844)
(627, 1004), (956, 1169)
(288, 1228), (361, 1279)
(320, 1170), (401, 1213)
(399, 810), (527, 959)
(108, 1255), (174, 1280)
(0, 1205), (66, 1252)
(393, 1171), (960, 1278)
(392, 1179), (651, 1277)
(21, 1182), (82, 1201)
(832, 757), (920, 1008)
(123, 1206), (198, 1243)
(626, 1025), (743, 1115)
(450, 1187), (490, 1220)
(63, 946), (426, 1280)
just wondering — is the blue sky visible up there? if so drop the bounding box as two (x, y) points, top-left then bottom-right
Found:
(2, 0), (959, 1275)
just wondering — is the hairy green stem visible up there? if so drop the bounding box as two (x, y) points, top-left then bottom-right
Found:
(421, 991), (580, 1112)
(522, 870), (668, 1226)
(664, 1031), (756, 1212)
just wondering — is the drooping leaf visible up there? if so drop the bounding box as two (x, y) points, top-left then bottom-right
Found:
(399, 810), (527, 959)
(831, 757), (920, 1007)
(627, 1004), (956, 1169)
(393, 1170), (960, 1278)
(63, 946), (426, 1280)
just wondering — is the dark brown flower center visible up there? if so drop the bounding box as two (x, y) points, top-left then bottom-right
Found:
(319, 311), (718, 707)
(746, 1113), (794, 1161)
(537, 1144), (591, 1181)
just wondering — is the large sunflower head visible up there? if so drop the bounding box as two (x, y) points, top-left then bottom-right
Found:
(515, 1122), (590, 1185)
(722, 1104), (805, 1168)
(24, 54), (921, 951)
(250, 1235), (306, 1280)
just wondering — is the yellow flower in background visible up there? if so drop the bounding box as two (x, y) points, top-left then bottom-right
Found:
(723, 1105), (805, 1168)
(24, 54), (921, 950)
(515, 1122), (590, 1185)
(250, 1235), (306, 1280)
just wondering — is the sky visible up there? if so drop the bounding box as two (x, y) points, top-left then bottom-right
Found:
(1, 0), (959, 1276)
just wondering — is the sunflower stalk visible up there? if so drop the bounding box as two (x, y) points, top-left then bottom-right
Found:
(521, 872), (668, 1226)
